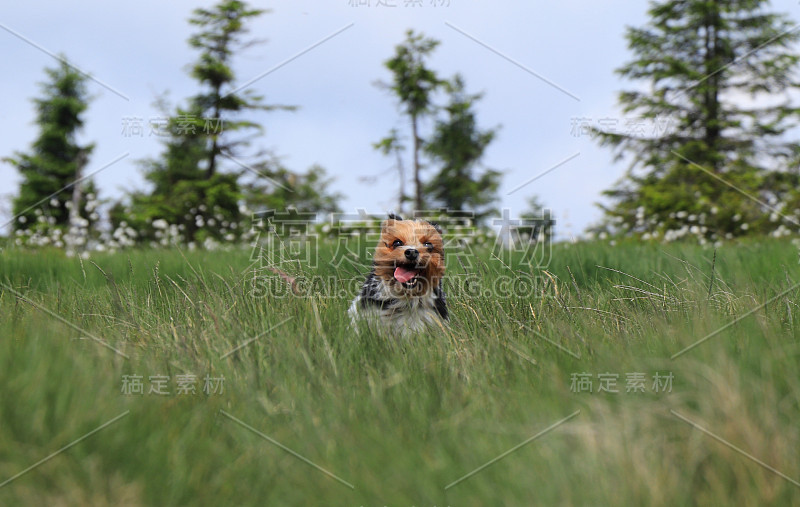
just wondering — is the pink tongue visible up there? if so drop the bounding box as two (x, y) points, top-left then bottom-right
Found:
(394, 266), (419, 284)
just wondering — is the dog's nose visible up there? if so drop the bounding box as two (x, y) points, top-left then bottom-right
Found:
(404, 248), (419, 261)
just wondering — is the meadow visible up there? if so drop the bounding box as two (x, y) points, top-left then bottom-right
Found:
(0, 238), (799, 505)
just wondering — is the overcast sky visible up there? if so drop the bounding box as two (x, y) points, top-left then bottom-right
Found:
(2, 0), (799, 240)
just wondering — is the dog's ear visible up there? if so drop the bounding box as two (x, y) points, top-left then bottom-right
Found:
(381, 213), (401, 233)
(427, 220), (443, 235)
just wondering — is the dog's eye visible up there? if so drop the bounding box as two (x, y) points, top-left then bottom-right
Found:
(392, 239), (403, 248)
(423, 241), (433, 250)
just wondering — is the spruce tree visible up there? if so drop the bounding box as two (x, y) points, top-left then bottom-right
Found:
(377, 30), (444, 211)
(595, 0), (800, 241)
(424, 75), (501, 223)
(127, 103), (218, 244)
(188, 0), (293, 179)
(128, 0), (296, 245)
(8, 60), (94, 232)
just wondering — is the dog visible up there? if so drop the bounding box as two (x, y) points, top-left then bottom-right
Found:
(349, 214), (448, 334)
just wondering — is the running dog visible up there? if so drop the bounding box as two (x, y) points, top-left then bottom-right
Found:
(349, 214), (448, 334)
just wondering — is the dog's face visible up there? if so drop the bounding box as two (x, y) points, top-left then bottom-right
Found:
(373, 216), (445, 297)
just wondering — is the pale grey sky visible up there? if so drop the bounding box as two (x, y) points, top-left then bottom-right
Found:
(2, 0), (799, 239)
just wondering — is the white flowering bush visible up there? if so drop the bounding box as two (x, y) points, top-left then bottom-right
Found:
(13, 192), (106, 256)
(589, 195), (800, 246)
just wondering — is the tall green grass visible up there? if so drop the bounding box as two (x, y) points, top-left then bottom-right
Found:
(0, 239), (798, 505)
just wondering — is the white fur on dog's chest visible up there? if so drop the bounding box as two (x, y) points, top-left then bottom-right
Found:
(380, 294), (442, 330)
(349, 272), (447, 335)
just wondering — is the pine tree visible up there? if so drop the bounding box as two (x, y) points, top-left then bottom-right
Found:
(126, 102), (227, 244)
(188, 0), (294, 179)
(377, 30), (444, 211)
(424, 75), (501, 223)
(7, 60), (94, 232)
(595, 0), (800, 241)
(127, 1), (296, 245)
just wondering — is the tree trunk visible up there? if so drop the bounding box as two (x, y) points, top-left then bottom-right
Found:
(411, 112), (422, 211)
(395, 145), (405, 214)
(69, 150), (88, 225)
(704, 6), (721, 173)
(206, 97), (221, 179)
(67, 149), (88, 255)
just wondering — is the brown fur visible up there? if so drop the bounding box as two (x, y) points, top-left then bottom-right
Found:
(372, 217), (445, 298)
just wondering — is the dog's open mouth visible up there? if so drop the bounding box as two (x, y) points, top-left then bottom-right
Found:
(394, 265), (421, 288)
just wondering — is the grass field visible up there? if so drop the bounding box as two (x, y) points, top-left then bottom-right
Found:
(1, 238), (799, 505)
